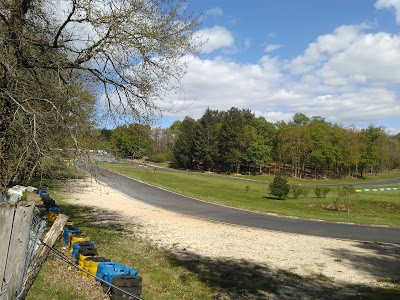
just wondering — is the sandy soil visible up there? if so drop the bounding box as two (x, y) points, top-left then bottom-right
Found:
(61, 178), (400, 290)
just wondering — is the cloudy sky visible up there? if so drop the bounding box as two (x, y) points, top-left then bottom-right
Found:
(157, 0), (400, 135)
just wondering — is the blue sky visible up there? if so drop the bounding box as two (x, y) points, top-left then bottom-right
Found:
(155, 0), (400, 135)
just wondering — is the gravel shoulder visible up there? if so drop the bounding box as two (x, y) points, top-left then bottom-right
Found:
(61, 178), (400, 289)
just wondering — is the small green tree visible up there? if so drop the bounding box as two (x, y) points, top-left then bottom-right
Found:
(321, 187), (331, 198)
(315, 186), (322, 198)
(334, 185), (357, 212)
(291, 184), (302, 199)
(301, 186), (310, 198)
(269, 176), (290, 199)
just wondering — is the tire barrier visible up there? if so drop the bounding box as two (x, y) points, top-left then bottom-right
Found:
(110, 275), (142, 299)
(96, 262), (139, 288)
(79, 250), (98, 276)
(71, 242), (96, 259)
(78, 249), (98, 267)
(356, 187), (400, 192)
(35, 185), (142, 299)
(64, 226), (81, 244)
(87, 257), (111, 280)
(69, 235), (91, 253)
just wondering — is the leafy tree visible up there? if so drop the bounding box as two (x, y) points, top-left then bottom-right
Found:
(150, 127), (175, 162)
(100, 129), (113, 142)
(359, 125), (382, 177)
(218, 108), (254, 173)
(292, 112), (310, 125)
(0, 0), (200, 192)
(278, 123), (310, 178)
(194, 108), (221, 171)
(245, 117), (275, 173)
(170, 121), (182, 131)
(111, 124), (153, 158)
(269, 176), (290, 199)
(308, 118), (335, 178)
(172, 117), (198, 169)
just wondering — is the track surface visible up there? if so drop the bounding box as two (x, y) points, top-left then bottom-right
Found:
(91, 166), (400, 244)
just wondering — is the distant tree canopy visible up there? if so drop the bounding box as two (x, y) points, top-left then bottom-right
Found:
(0, 0), (200, 192)
(171, 108), (400, 178)
(111, 124), (153, 158)
(172, 108), (277, 173)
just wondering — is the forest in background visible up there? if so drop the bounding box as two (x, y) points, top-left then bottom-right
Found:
(98, 107), (400, 180)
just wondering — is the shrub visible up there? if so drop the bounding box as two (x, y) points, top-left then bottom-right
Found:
(315, 186), (331, 198)
(301, 186), (310, 198)
(315, 186), (322, 198)
(321, 187), (331, 198)
(291, 184), (302, 199)
(269, 176), (290, 199)
(334, 185), (357, 212)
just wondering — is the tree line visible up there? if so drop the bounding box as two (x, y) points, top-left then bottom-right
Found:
(103, 108), (400, 179)
(172, 108), (400, 178)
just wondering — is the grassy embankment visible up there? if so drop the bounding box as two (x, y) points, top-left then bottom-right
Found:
(100, 162), (400, 227)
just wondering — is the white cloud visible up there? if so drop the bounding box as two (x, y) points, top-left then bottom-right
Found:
(264, 44), (282, 52)
(162, 20), (400, 131)
(287, 25), (367, 75)
(206, 7), (223, 16)
(194, 26), (234, 54)
(260, 111), (293, 124)
(375, 0), (400, 24)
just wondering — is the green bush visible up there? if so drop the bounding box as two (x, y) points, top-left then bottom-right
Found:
(291, 184), (302, 199)
(333, 185), (357, 212)
(315, 186), (331, 198)
(301, 186), (310, 198)
(321, 187), (331, 198)
(269, 176), (290, 199)
(315, 186), (322, 198)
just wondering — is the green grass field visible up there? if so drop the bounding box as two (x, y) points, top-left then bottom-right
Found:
(99, 162), (400, 227)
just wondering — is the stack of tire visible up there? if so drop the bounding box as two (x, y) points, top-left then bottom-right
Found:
(37, 185), (61, 222)
(110, 275), (143, 300)
(38, 185), (143, 299)
(64, 223), (142, 299)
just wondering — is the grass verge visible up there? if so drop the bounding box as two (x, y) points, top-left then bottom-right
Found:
(99, 162), (400, 227)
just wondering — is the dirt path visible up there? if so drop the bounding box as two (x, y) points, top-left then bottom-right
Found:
(61, 178), (400, 290)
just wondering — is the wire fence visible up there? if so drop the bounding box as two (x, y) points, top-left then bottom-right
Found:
(16, 211), (47, 300)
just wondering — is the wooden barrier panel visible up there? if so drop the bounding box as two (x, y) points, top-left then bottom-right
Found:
(0, 202), (34, 300)
(0, 203), (15, 286)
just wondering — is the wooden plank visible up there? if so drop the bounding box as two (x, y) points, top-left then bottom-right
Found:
(1, 202), (34, 300)
(0, 203), (16, 294)
(19, 214), (68, 300)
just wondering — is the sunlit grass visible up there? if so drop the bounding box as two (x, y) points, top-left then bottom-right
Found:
(100, 162), (400, 227)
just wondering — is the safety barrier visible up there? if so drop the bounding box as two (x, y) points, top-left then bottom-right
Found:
(356, 187), (400, 192)
(35, 186), (143, 299)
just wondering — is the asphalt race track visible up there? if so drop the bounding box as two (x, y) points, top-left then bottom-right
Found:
(89, 165), (400, 244)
